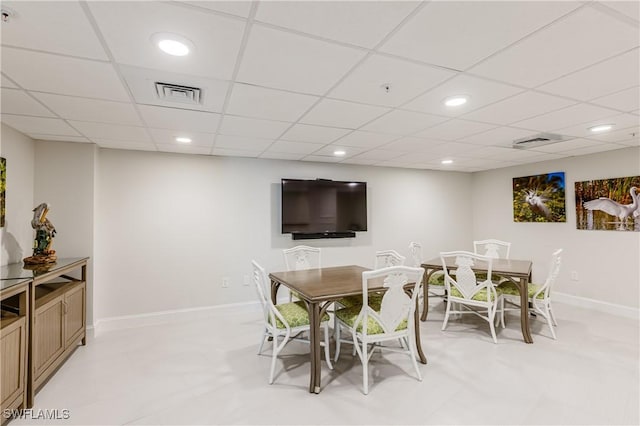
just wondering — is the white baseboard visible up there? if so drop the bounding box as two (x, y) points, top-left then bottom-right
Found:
(93, 300), (263, 336)
(553, 292), (639, 320)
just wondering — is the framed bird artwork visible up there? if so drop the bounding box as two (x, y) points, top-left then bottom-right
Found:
(575, 176), (640, 232)
(513, 172), (566, 223)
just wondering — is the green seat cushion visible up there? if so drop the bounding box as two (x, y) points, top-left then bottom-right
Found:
(337, 292), (383, 309)
(335, 305), (407, 335)
(475, 272), (503, 282)
(499, 282), (545, 300)
(449, 286), (497, 302)
(428, 273), (445, 286)
(274, 301), (329, 329)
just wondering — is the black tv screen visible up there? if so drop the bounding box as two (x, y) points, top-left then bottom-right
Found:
(281, 179), (367, 234)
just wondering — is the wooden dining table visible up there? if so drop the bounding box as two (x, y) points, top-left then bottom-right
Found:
(269, 265), (427, 394)
(420, 257), (534, 343)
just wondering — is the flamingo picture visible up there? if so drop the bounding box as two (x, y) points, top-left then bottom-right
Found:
(583, 186), (639, 222)
(525, 189), (552, 220)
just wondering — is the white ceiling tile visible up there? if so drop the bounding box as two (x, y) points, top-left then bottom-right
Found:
(591, 86), (640, 112)
(119, 65), (229, 113)
(148, 128), (214, 147)
(215, 135), (273, 151)
(28, 134), (90, 143)
(461, 146), (541, 161)
(1, 48), (130, 102)
(1, 74), (18, 89)
(380, 1), (580, 70)
(470, 7), (640, 87)
(237, 25), (366, 95)
(329, 55), (455, 107)
(386, 150), (447, 163)
(587, 125), (639, 143)
(212, 148), (262, 158)
(599, 1), (640, 21)
(91, 139), (157, 151)
(1, 1), (108, 60)
(138, 105), (220, 133)
(255, 1), (418, 48)
(404, 74), (524, 117)
(463, 91), (576, 125)
(1, 114), (80, 136)
(332, 130), (399, 148)
(32, 93), (141, 125)
(300, 99), (389, 129)
(280, 124), (350, 144)
(415, 119), (496, 141)
(310, 145), (367, 158)
(418, 141), (482, 158)
(561, 142), (629, 157)
(226, 84), (319, 122)
(1, 89), (55, 117)
(69, 121), (150, 142)
(156, 144), (211, 155)
(265, 141), (325, 155)
(444, 157), (517, 170)
(513, 103), (621, 132)
(218, 115), (291, 139)
(178, 1), (253, 17)
(340, 157), (378, 165)
(382, 137), (445, 152)
(88, 2), (245, 80)
(538, 49), (639, 101)
(361, 110), (448, 135)
(556, 113), (639, 137)
(351, 149), (406, 161)
(459, 126), (540, 147)
(302, 155), (344, 163)
(259, 152), (305, 161)
(529, 138), (604, 154)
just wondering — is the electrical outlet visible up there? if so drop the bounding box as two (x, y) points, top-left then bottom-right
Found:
(222, 277), (230, 288)
(243, 275), (250, 286)
(570, 271), (578, 281)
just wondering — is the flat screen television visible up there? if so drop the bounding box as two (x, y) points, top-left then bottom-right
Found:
(281, 178), (367, 238)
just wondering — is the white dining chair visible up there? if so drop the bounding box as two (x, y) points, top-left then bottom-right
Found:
(334, 265), (425, 394)
(375, 249), (406, 268)
(473, 239), (511, 259)
(497, 249), (563, 339)
(252, 260), (333, 384)
(283, 245), (321, 301)
(409, 241), (445, 304)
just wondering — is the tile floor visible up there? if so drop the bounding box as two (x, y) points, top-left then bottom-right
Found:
(10, 301), (639, 425)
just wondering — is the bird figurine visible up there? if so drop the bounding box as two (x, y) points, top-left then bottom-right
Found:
(584, 186), (639, 222)
(525, 189), (552, 220)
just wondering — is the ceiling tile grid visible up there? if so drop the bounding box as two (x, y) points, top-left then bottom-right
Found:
(0, 0), (638, 172)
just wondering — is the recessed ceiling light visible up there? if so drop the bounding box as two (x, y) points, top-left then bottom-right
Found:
(334, 150), (346, 156)
(175, 137), (192, 144)
(443, 95), (469, 107)
(151, 33), (193, 57)
(589, 124), (614, 133)
(441, 159), (453, 164)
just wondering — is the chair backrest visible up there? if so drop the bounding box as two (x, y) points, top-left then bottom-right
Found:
(359, 266), (424, 337)
(375, 250), (406, 268)
(408, 242), (423, 268)
(251, 260), (287, 330)
(283, 245), (321, 271)
(440, 251), (496, 303)
(534, 249), (563, 300)
(473, 239), (511, 259)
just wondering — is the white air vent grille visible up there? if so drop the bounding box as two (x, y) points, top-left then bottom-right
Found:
(155, 82), (202, 105)
(512, 132), (567, 149)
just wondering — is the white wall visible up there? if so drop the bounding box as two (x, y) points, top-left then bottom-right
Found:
(94, 149), (473, 320)
(34, 140), (97, 324)
(0, 123), (34, 265)
(472, 147), (640, 310)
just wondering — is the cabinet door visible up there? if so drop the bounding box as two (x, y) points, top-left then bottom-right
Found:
(64, 283), (86, 347)
(34, 297), (65, 379)
(1, 318), (26, 410)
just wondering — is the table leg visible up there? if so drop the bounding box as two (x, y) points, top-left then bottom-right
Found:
(270, 280), (280, 305)
(414, 299), (427, 364)
(519, 277), (534, 344)
(420, 269), (433, 322)
(307, 301), (321, 393)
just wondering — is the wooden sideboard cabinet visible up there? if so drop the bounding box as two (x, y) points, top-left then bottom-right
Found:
(1, 257), (88, 410)
(1, 278), (30, 420)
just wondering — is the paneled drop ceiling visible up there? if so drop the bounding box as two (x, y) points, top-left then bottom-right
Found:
(1, 1), (638, 172)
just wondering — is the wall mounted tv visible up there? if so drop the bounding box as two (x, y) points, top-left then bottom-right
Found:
(281, 178), (367, 239)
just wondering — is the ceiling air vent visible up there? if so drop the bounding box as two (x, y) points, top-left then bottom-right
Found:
(512, 132), (567, 149)
(155, 82), (202, 105)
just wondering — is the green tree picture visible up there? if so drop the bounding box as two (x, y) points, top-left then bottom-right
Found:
(513, 172), (566, 223)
